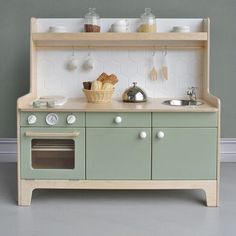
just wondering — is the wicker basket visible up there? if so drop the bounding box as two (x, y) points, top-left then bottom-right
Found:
(83, 89), (114, 103)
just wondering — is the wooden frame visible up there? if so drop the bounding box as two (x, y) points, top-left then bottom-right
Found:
(19, 179), (217, 206)
(17, 18), (220, 206)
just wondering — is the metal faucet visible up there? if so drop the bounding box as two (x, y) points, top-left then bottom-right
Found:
(187, 87), (198, 102)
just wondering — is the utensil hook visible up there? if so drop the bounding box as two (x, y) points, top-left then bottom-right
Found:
(163, 46), (167, 56)
(72, 46), (75, 57)
(152, 46), (156, 56)
(88, 46), (91, 57)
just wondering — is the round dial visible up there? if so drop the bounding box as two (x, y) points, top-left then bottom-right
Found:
(46, 113), (59, 126)
(67, 115), (76, 125)
(27, 115), (37, 125)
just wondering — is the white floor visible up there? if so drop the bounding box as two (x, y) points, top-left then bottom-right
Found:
(0, 163), (235, 236)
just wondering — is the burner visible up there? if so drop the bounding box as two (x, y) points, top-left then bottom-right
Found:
(32, 96), (67, 108)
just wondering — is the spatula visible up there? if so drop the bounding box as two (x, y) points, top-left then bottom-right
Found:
(150, 51), (158, 80)
(161, 48), (169, 80)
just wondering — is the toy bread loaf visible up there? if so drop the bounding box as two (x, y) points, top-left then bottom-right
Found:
(105, 74), (118, 85)
(102, 82), (114, 91)
(97, 72), (109, 83)
(91, 80), (103, 90)
(97, 72), (118, 85)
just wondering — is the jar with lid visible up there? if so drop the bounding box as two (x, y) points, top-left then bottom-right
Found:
(84, 8), (101, 32)
(138, 8), (156, 32)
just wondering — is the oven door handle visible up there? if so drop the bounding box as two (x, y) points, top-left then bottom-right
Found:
(24, 131), (80, 138)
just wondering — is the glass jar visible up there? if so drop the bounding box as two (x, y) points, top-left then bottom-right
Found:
(84, 8), (101, 32)
(138, 8), (156, 32)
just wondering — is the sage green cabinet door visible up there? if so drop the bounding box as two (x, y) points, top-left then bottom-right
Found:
(86, 128), (151, 180)
(152, 128), (217, 180)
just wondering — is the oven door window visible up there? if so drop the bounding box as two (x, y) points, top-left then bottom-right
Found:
(31, 139), (75, 169)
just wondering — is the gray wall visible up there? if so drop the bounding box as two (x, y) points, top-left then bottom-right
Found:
(0, 0), (235, 138)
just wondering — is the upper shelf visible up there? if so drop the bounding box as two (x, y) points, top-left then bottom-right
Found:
(32, 32), (208, 48)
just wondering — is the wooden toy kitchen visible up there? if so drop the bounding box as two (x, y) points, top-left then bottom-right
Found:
(17, 12), (220, 206)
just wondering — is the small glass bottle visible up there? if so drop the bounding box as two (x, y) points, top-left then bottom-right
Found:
(138, 8), (156, 32)
(84, 8), (101, 32)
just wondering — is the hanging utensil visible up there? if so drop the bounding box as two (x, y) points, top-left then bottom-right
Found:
(161, 47), (169, 80)
(83, 47), (95, 71)
(149, 49), (158, 80)
(67, 47), (78, 71)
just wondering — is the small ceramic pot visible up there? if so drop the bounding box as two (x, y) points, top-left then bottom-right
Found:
(172, 26), (190, 32)
(111, 19), (129, 32)
(49, 26), (67, 33)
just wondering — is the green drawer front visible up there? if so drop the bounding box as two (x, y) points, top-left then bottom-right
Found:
(86, 112), (151, 127)
(20, 112), (85, 127)
(152, 112), (217, 127)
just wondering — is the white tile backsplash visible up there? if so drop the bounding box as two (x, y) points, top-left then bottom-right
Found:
(37, 49), (203, 99)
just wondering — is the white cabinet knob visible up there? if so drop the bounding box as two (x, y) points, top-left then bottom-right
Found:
(157, 131), (165, 139)
(27, 115), (37, 125)
(139, 131), (147, 139)
(114, 116), (122, 124)
(67, 115), (76, 124)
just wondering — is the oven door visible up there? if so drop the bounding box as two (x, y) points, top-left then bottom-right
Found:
(20, 127), (85, 180)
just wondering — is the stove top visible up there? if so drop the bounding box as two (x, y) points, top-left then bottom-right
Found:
(32, 96), (67, 108)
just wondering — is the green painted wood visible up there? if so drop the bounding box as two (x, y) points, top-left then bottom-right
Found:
(86, 112), (151, 128)
(152, 128), (217, 180)
(20, 112), (85, 127)
(86, 128), (151, 180)
(20, 127), (85, 180)
(152, 112), (217, 127)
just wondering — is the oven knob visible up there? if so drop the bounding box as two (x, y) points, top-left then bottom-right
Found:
(46, 113), (59, 126)
(27, 115), (37, 125)
(67, 115), (76, 125)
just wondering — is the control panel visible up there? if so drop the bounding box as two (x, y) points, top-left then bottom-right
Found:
(23, 112), (83, 127)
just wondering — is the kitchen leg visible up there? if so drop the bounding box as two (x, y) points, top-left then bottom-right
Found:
(203, 182), (218, 207)
(18, 180), (33, 206)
